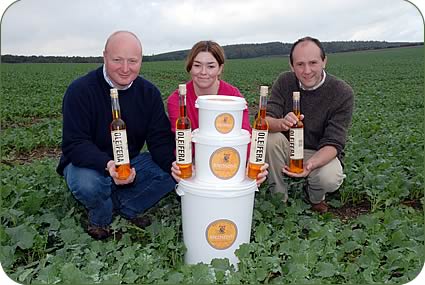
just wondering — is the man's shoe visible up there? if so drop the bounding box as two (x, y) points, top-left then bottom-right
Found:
(130, 215), (152, 229)
(87, 224), (112, 240)
(311, 201), (329, 214)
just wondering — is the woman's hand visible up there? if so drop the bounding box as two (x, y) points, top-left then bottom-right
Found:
(245, 163), (269, 187)
(255, 162), (269, 187)
(171, 161), (195, 182)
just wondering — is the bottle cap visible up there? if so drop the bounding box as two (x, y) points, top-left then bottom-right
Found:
(293, 91), (300, 100)
(110, 88), (118, 98)
(178, 84), (186, 95)
(260, 86), (268, 96)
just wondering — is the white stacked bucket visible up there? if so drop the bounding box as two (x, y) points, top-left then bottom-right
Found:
(176, 95), (257, 266)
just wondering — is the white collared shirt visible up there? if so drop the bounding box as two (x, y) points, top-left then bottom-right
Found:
(299, 70), (326, 91)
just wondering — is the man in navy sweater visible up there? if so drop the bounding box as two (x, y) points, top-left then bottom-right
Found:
(57, 31), (176, 239)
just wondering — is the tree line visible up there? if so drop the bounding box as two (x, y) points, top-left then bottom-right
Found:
(1, 41), (422, 63)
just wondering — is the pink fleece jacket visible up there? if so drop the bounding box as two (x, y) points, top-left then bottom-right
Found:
(167, 80), (252, 158)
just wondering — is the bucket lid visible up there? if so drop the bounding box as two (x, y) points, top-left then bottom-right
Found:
(195, 95), (247, 111)
(176, 177), (257, 198)
(192, 129), (250, 146)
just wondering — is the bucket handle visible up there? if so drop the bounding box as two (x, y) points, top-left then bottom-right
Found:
(175, 184), (184, 196)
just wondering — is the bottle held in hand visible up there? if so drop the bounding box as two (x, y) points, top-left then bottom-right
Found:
(247, 86), (269, 179)
(175, 84), (193, 178)
(289, 91), (304, 173)
(110, 88), (131, 180)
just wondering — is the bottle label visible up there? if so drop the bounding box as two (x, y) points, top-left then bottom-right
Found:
(215, 113), (235, 134)
(111, 130), (130, 165)
(175, 129), (192, 164)
(289, 128), (303, 159)
(209, 147), (240, 179)
(249, 129), (268, 164)
(205, 219), (238, 250)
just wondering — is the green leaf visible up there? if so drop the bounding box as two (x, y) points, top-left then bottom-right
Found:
(18, 268), (34, 283)
(102, 272), (123, 284)
(149, 268), (166, 280)
(121, 244), (138, 263)
(390, 230), (407, 246)
(385, 249), (404, 267)
(0, 245), (15, 268)
(22, 191), (45, 215)
(343, 240), (361, 253)
(286, 263), (309, 280)
(211, 258), (231, 270)
(36, 264), (61, 284)
(357, 248), (380, 270)
(315, 262), (336, 278)
(191, 263), (215, 283)
(352, 228), (367, 243)
(60, 263), (87, 284)
(5, 224), (36, 249)
(235, 242), (253, 259)
(59, 228), (79, 243)
(39, 213), (60, 231)
(165, 271), (184, 284)
(122, 269), (139, 284)
(255, 266), (268, 281)
(254, 222), (270, 243)
(85, 258), (105, 277)
(344, 263), (360, 276)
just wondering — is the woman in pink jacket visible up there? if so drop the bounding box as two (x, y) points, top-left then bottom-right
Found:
(167, 40), (268, 185)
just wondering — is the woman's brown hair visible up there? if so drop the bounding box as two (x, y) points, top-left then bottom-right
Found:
(185, 40), (225, 72)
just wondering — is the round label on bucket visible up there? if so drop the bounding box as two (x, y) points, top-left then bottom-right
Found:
(214, 113), (234, 134)
(206, 219), (238, 250)
(209, 147), (240, 179)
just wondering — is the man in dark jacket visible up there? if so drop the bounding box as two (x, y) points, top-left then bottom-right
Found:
(57, 31), (176, 239)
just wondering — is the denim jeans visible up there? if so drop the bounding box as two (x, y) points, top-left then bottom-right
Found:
(64, 152), (175, 227)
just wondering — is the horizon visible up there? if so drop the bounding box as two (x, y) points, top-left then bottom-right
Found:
(1, 40), (423, 58)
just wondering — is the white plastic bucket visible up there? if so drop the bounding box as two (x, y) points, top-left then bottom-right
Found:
(195, 95), (247, 136)
(176, 178), (257, 266)
(192, 129), (250, 184)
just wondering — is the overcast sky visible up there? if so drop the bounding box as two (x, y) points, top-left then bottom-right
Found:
(0, 0), (424, 56)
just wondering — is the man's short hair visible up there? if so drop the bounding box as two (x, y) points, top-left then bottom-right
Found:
(289, 36), (326, 66)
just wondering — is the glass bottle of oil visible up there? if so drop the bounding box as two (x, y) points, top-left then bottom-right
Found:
(175, 84), (192, 178)
(247, 85), (269, 179)
(110, 88), (131, 180)
(289, 91), (304, 173)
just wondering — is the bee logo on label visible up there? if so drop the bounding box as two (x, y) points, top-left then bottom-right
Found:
(206, 219), (238, 250)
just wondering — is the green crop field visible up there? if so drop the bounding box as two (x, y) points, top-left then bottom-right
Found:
(0, 46), (424, 284)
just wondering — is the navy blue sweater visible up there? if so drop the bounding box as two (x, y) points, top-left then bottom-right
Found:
(57, 66), (175, 175)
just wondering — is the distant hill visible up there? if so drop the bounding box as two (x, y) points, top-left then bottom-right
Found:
(1, 41), (423, 63)
(144, 41), (423, 62)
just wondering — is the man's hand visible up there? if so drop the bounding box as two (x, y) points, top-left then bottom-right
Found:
(283, 146), (337, 178)
(107, 160), (136, 185)
(282, 160), (313, 178)
(267, 113), (304, 132)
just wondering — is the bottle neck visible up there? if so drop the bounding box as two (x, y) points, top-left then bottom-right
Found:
(111, 97), (121, 119)
(258, 95), (267, 119)
(179, 93), (187, 117)
(293, 99), (300, 117)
